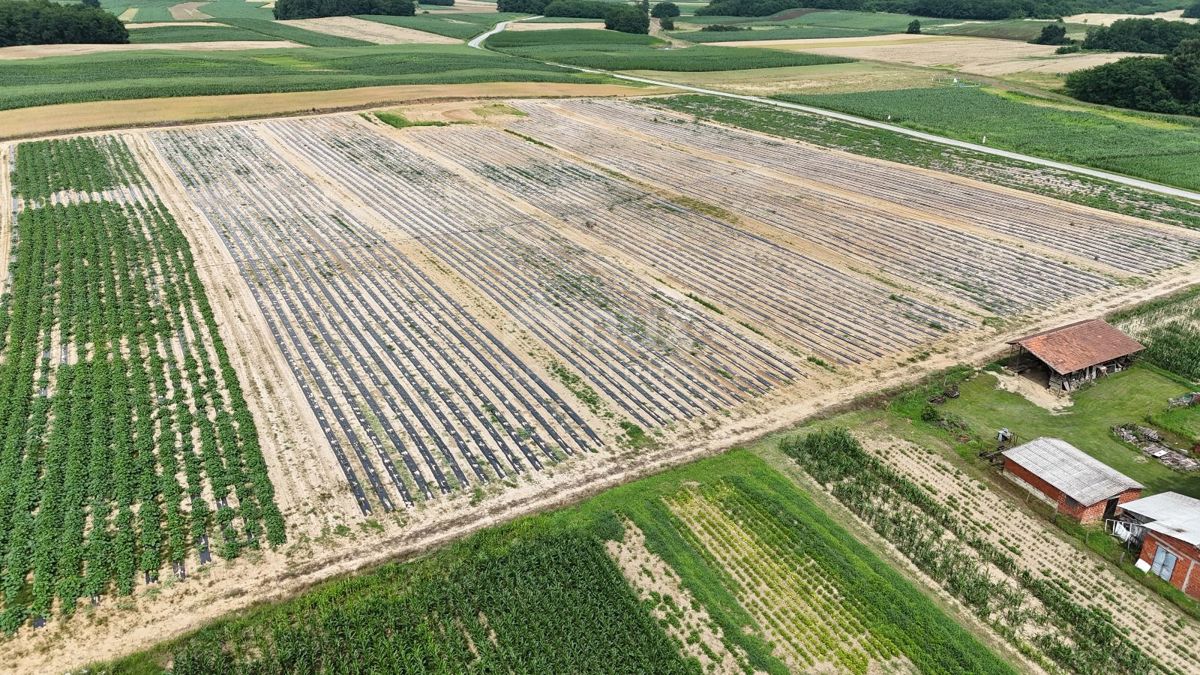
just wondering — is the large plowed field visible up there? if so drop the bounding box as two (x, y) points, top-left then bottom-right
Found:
(3, 97), (1199, 672)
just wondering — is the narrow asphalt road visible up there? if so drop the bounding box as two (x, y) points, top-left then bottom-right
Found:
(471, 18), (1200, 203)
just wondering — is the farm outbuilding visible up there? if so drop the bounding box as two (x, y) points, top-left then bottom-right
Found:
(1116, 492), (1200, 600)
(1002, 438), (1143, 523)
(1007, 319), (1143, 392)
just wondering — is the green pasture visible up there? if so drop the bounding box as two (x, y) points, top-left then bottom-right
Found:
(776, 86), (1200, 192)
(98, 452), (1010, 674)
(127, 24), (281, 43)
(358, 12), (526, 39)
(488, 28), (850, 71)
(0, 45), (600, 111)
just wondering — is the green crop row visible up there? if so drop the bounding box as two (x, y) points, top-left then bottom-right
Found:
(781, 428), (1154, 674)
(0, 139), (284, 632)
(358, 12), (528, 39)
(0, 45), (596, 112)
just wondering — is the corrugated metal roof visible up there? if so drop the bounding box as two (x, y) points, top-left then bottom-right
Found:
(1007, 319), (1143, 375)
(1002, 437), (1142, 505)
(1121, 492), (1200, 546)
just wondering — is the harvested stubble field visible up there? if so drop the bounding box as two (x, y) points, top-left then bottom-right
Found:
(3, 96), (1200, 672)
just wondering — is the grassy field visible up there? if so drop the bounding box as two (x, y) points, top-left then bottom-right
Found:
(647, 95), (1200, 229)
(127, 25), (282, 44)
(103, 0), (275, 21)
(359, 12), (526, 39)
(0, 45), (602, 111)
(97, 452), (1011, 673)
(938, 367), (1200, 497)
(672, 25), (879, 42)
(672, 10), (1083, 42)
(775, 86), (1200, 192)
(216, 18), (373, 46)
(488, 29), (850, 71)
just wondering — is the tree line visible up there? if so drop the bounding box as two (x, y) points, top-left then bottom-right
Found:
(1082, 17), (1200, 53)
(274, 0), (413, 20)
(1066, 39), (1200, 116)
(697, 0), (1195, 20)
(0, 0), (126, 48)
(497, 0), (651, 33)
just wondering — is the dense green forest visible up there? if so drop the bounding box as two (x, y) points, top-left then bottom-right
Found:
(1067, 39), (1200, 116)
(273, 0), (413, 20)
(1082, 17), (1200, 52)
(0, 0), (126, 48)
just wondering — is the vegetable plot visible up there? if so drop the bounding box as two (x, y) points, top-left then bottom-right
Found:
(0, 139), (283, 632)
(151, 125), (600, 515)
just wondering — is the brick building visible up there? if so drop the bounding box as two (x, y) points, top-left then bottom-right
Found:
(1008, 319), (1143, 392)
(1118, 492), (1200, 600)
(1002, 437), (1143, 523)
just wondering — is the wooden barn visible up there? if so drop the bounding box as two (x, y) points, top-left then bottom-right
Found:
(1008, 319), (1143, 392)
(1002, 438), (1143, 523)
(1116, 492), (1200, 600)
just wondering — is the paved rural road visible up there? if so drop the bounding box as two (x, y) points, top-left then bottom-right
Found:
(472, 19), (1200, 203)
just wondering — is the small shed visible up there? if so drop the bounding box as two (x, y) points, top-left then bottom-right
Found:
(1002, 437), (1143, 523)
(1007, 319), (1143, 392)
(1118, 492), (1200, 599)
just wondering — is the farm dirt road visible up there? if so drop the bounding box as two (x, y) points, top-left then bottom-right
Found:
(0, 40), (299, 60)
(0, 82), (666, 140)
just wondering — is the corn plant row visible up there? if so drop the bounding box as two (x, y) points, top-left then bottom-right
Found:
(150, 126), (599, 515)
(508, 103), (1118, 316)
(404, 124), (961, 367)
(781, 429), (1156, 675)
(0, 139), (283, 632)
(564, 99), (1200, 276)
(263, 117), (799, 428)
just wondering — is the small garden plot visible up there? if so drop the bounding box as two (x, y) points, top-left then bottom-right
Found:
(407, 123), (964, 366)
(564, 99), (1200, 276)
(507, 101), (1115, 316)
(0, 138), (284, 632)
(261, 116), (799, 429)
(151, 125), (600, 515)
(781, 428), (1171, 675)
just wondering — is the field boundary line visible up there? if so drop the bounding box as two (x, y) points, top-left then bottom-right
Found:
(471, 20), (1200, 203)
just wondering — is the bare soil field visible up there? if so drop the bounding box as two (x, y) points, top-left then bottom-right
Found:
(1064, 9), (1197, 25)
(714, 34), (1140, 77)
(0, 82), (665, 140)
(0, 40), (299, 60)
(2, 98), (1200, 673)
(169, 1), (210, 20)
(623, 61), (937, 96)
(509, 21), (606, 31)
(278, 16), (461, 43)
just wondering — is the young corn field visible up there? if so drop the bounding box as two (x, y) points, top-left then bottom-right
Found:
(0, 138), (283, 632)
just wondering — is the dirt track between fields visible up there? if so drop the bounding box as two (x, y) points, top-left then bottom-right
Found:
(0, 82), (667, 141)
(0, 40), (299, 60)
(278, 16), (461, 44)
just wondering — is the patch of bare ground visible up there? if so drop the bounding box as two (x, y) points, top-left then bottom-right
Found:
(861, 434), (1200, 675)
(1064, 9), (1198, 25)
(709, 34), (1142, 77)
(169, 1), (211, 20)
(0, 40), (299, 60)
(987, 370), (1072, 413)
(277, 17), (461, 44)
(607, 518), (747, 673)
(0, 84), (667, 141)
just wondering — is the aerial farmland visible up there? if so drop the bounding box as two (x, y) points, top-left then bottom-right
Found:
(2, 90), (1199, 671)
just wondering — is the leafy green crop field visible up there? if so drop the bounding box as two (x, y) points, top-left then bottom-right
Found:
(648, 95), (1200, 229)
(489, 29), (849, 71)
(672, 25), (878, 42)
(127, 25), (282, 44)
(0, 46), (599, 111)
(359, 12), (526, 39)
(217, 18), (373, 46)
(102, 0), (274, 21)
(97, 452), (1009, 673)
(776, 86), (1200, 192)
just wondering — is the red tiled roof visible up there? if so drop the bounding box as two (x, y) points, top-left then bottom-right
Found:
(1008, 319), (1143, 375)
